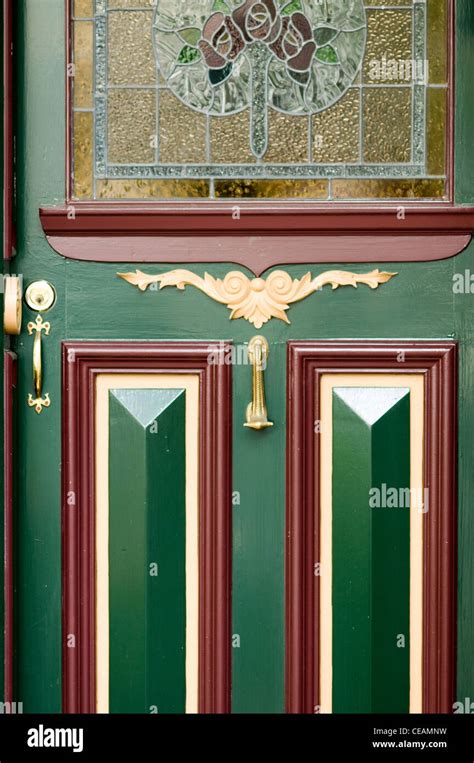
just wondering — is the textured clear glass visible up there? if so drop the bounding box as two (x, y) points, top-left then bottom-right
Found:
(71, 0), (449, 200)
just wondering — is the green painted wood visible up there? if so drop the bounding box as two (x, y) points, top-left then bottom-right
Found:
(0, 379), (3, 703)
(1, 0), (4, 701)
(231, 351), (285, 714)
(371, 393), (410, 713)
(10, 0), (474, 715)
(14, 0), (66, 713)
(454, 262), (474, 707)
(109, 389), (186, 714)
(454, 17), (474, 711)
(0, 354), (3, 703)
(332, 389), (410, 713)
(61, 257), (457, 714)
(332, 392), (372, 712)
(456, 0), (474, 204)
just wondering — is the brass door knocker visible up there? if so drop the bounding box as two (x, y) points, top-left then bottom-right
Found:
(244, 335), (273, 430)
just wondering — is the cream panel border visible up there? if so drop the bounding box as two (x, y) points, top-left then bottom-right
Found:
(95, 373), (200, 714)
(319, 373), (424, 714)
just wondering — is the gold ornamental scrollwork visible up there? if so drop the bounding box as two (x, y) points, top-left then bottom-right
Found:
(118, 268), (397, 329)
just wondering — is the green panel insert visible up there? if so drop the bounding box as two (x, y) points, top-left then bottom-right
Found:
(332, 387), (410, 713)
(108, 388), (186, 714)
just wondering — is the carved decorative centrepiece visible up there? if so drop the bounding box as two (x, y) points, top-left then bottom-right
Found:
(118, 269), (397, 329)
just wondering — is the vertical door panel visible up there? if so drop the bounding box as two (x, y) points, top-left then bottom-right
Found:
(332, 388), (410, 713)
(62, 342), (232, 713)
(286, 341), (457, 714)
(108, 389), (186, 713)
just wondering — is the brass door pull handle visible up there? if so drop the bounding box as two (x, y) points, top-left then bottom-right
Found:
(244, 335), (273, 430)
(27, 315), (51, 413)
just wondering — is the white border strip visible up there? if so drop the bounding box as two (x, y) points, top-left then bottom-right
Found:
(95, 373), (200, 714)
(319, 373), (424, 714)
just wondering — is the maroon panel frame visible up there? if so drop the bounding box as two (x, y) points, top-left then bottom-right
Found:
(62, 341), (232, 713)
(3, 0), (15, 259)
(4, 351), (16, 703)
(286, 341), (457, 714)
(41, 1), (474, 268)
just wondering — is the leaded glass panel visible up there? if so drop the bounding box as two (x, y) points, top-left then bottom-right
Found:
(71, 0), (449, 200)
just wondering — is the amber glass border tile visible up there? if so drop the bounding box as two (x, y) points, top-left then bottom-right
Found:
(74, 21), (93, 109)
(73, 111), (94, 199)
(428, 0), (448, 84)
(364, 0), (411, 4)
(74, 0), (93, 17)
(96, 179), (210, 199)
(332, 179), (447, 200)
(427, 88), (447, 176)
(214, 180), (329, 199)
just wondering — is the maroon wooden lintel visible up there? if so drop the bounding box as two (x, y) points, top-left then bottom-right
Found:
(40, 204), (474, 235)
(39, 205), (474, 274)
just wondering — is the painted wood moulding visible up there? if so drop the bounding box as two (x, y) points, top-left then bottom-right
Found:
(39, 206), (474, 274)
(286, 341), (457, 714)
(62, 342), (232, 714)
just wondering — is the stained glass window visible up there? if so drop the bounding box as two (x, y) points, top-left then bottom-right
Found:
(71, 0), (449, 200)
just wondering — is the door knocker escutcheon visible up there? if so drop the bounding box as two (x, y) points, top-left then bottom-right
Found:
(244, 335), (273, 431)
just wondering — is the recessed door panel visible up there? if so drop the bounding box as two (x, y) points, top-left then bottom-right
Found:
(62, 342), (232, 714)
(97, 382), (196, 714)
(286, 341), (457, 714)
(322, 380), (421, 713)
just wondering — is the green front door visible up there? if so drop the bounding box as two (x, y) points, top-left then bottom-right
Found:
(3, 0), (474, 714)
